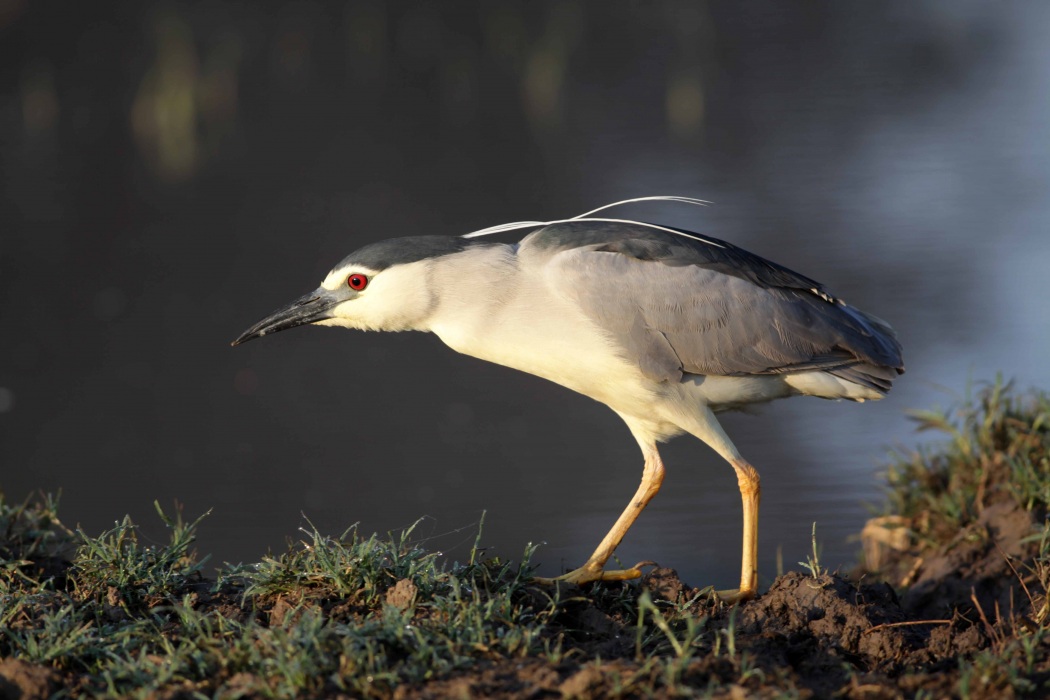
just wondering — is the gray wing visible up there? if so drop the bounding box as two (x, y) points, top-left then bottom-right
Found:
(528, 221), (904, 389)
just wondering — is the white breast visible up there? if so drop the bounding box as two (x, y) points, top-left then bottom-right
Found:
(423, 248), (652, 411)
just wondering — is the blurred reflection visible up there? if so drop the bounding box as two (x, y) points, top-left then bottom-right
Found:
(132, 10), (199, 181)
(2, 2), (1048, 586)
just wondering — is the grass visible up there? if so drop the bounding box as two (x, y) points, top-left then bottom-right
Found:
(798, 521), (825, 579)
(72, 501), (210, 612)
(3, 378), (1050, 697)
(879, 378), (1050, 697)
(0, 489), (778, 698)
(0, 500), (570, 697)
(883, 377), (1050, 547)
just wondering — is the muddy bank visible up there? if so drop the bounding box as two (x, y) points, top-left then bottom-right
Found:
(3, 525), (1047, 699)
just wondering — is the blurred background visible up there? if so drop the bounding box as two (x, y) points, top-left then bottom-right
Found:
(2, 1), (1049, 587)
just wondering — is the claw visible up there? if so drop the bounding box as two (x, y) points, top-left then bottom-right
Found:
(532, 560), (657, 586)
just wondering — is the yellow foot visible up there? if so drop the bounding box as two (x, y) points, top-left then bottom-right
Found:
(714, 587), (757, 604)
(532, 560), (656, 586)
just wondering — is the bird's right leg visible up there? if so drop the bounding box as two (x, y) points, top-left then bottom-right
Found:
(720, 458), (760, 603)
(674, 403), (760, 602)
(532, 445), (664, 585)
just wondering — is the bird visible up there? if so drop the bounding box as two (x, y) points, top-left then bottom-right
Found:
(232, 196), (904, 602)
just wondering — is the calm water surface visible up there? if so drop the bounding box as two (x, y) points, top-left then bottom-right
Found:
(2, 2), (1049, 587)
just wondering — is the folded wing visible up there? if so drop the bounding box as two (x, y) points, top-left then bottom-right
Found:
(528, 221), (904, 392)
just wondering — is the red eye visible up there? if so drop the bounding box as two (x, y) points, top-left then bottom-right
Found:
(347, 274), (368, 291)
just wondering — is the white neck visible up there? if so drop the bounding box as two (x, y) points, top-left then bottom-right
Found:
(422, 244), (521, 336)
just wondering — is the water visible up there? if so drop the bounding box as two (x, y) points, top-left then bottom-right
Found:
(2, 2), (1049, 588)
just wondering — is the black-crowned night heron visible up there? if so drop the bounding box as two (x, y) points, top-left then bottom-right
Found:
(232, 197), (904, 601)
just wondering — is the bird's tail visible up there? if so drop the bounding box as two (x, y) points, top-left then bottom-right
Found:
(827, 305), (904, 395)
(827, 363), (900, 395)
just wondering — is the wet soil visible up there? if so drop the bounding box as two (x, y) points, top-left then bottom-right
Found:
(385, 494), (1050, 698)
(387, 569), (1003, 700)
(3, 497), (1049, 699)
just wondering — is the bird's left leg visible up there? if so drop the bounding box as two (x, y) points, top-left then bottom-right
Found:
(533, 443), (664, 585)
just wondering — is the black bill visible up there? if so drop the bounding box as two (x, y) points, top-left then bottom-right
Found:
(231, 289), (342, 346)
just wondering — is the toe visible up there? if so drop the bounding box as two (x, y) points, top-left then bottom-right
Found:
(715, 587), (756, 603)
(532, 561), (656, 586)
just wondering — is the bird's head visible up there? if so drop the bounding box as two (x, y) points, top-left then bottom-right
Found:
(232, 235), (477, 346)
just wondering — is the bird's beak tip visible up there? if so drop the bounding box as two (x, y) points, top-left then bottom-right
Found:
(230, 332), (258, 347)
(231, 289), (335, 349)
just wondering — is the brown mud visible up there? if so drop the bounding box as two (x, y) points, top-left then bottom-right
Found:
(398, 489), (1048, 698)
(2, 495), (1049, 699)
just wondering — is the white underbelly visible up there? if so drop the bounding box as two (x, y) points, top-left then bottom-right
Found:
(430, 304), (653, 413)
(676, 373), (794, 412)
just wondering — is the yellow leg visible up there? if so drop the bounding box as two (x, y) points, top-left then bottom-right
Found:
(533, 448), (664, 585)
(716, 459), (760, 602)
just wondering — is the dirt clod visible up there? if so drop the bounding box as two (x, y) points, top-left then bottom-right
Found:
(741, 572), (911, 669)
(385, 578), (419, 611)
(641, 566), (691, 603)
(0, 658), (59, 700)
(559, 665), (606, 698)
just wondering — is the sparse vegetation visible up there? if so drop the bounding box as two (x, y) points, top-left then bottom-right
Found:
(3, 379), (1050, 698)
(798, 521), (826, 579)
(883, 378), (1050, 547)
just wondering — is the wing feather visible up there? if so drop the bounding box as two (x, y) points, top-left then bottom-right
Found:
(528, 222), (903, 384)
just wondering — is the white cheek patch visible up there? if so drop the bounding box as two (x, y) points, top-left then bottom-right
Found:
(314, 306), (371, 331)
(326, 299), (358, 319)
(321, 266), (379, 292)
